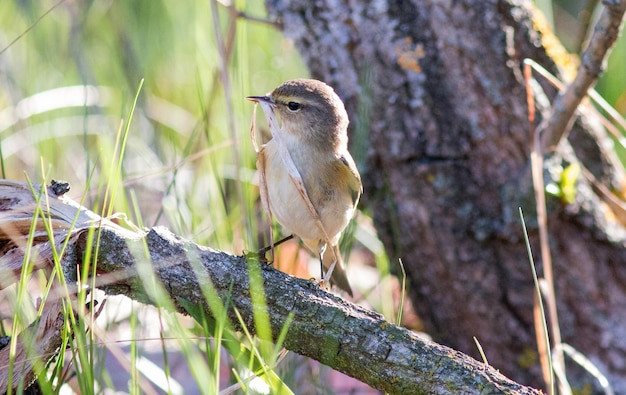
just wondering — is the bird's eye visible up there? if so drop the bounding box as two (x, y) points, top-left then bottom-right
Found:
(287, 101), (301, 112)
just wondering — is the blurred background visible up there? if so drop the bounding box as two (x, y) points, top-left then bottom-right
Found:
(0, 0), (624, 394)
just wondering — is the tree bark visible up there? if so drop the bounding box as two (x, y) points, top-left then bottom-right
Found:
(264, 0), (626, 392)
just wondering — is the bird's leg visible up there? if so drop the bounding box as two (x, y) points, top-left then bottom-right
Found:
(320, 243), (339, 289)
(257, 234), (295, 263)
(318, 242), (329, 289)
(323, 260), (337, 289)
(318, 242), (327, 277)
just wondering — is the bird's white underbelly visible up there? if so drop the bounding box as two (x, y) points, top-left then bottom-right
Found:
(262, 141), (352, 243)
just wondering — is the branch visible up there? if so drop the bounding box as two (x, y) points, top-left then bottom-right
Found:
(0, 180), (543, 394)
(541, 0), (626, 152)
(0, 299), (65, 394)
(89, 227), (542, 394)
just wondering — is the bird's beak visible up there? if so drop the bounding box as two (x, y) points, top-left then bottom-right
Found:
(246, 95), (272, 104)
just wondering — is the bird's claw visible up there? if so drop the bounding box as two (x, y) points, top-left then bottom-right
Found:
(310, 277), (330, 292)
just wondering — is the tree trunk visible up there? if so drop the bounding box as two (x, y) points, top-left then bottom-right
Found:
(264, 0), (626, 391)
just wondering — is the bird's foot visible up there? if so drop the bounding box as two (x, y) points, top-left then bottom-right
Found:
(254, 234), (296, 265)
(244, 250), (272, 265)
(310, 277), (330, 292)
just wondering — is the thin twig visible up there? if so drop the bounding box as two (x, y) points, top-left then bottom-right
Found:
(0, 0), (68, 56)
(524, 63), (557, 395)
(540, 0), (626, 152)
(235, 10), (281, 28)
(210, 0), (249, 251)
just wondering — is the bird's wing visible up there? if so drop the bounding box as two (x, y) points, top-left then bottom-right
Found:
(338, 154), (363, 207)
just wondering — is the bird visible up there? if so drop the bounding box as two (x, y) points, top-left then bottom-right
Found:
(247, 79), (362, 296)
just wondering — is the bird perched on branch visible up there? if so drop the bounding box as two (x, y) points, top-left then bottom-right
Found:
(248, 79), (362, 296)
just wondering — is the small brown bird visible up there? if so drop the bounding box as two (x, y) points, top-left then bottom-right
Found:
(248, 79), (362, 296)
